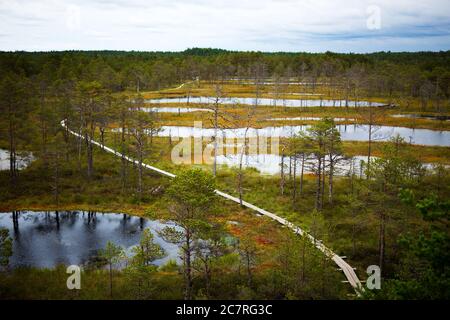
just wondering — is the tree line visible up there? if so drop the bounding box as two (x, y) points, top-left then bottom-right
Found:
(1, 49), (449, 105)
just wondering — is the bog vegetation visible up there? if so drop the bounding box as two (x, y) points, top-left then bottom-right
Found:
(0, 49), (449, 300)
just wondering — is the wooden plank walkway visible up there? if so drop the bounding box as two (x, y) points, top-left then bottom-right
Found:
(61, 120), (364, 294)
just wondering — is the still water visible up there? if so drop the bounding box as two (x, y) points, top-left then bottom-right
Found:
(0, 149), (34, 171)
(156, 124), (450, 147)
(141, 107), (212, 113)
(215, 154), (368, 175)
(0, 211), (181, 269)
(146, 96), (385, 107)
(214, 154), (439, 175)
(268, 117), (356, 122)
(390, 114), (450, 121)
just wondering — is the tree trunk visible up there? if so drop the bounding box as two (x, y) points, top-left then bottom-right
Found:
(204, 263), (211, 299)
(321, 157), (326, 209)
(300, 153), (305, 196)
(8, 115), (17, 184)
(121, 120), (127, 191)
(246, 251), (252, 287)
(184, 230), (193, 300)
(40, 91), (48, 161)
(288, 156), (292, 180)
(367, 112), (373, 178)
(85, 133), (93, 179)
(54, 153), (60, 206)
(213, 103), (218, 176)
(292, 157), (297, 204)
(109, 263), (113, 298)
(378, 212), (385, 276)
(77, 121), (82, 175)
(138, 140), (143, 202)
(238, 168), (243, 206)
(350, 158), (354, 194)
(351, 209), (357, 256)
(100, 127), (105, 150)
(237, 129), (249, 206)
(328, 156), (334, 205)
(280, 153), (285, 195)
(301, 237), (306, 283)
(315, 156), (321, 210)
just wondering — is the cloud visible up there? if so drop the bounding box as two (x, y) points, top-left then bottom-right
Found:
(0, 0), (449, 52)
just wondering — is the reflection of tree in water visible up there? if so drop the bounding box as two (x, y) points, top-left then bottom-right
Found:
(0, 211), (183, 269)
(86, 211), (97, 226)
(57, 211), (78, 228)
(12, 211), (19, 235)
(118, 214), (146, 235)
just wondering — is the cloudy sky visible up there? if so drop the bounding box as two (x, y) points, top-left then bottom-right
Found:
(1, 0), (449, 52)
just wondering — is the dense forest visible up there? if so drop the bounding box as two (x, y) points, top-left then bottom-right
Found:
(0, 49), (449, 300)
(1, 49), (449, 99)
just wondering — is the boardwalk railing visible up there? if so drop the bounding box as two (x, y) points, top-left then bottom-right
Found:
(61, 120), (364, 295)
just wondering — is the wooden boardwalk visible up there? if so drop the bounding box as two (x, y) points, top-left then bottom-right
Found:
(61, 120), (364, 295)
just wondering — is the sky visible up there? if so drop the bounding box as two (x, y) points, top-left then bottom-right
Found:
(1, 0), (450, 52)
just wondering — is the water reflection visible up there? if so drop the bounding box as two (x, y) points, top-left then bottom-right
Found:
(0, 211), (181, 269)
(145, 96), (385, 107)
(215, 154), (370, 175)
(140, 107), (212, 113)
(0, 149), (34, 171)
(390, 114), (450, 121)
(156, 124), (450, 147)
(215, 154), (442, 175)
(269, 117), (356, 122)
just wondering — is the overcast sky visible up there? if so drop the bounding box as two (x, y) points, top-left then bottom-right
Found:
(1, 0), (449, 52)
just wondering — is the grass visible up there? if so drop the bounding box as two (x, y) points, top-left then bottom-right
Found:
(1, 80), (448, 299)
(0, 138), (351, 297)
(81, 131), (450, 277)
(0, 266), (183, 300)
(340, 141), (450, 164)
(2, 117), (448, 299)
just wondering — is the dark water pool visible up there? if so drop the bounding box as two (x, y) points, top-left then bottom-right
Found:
(0, 211), (181, 269)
